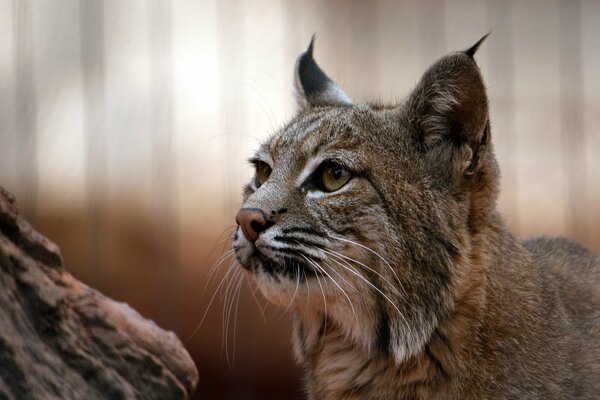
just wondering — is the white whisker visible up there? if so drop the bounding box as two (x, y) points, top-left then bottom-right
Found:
(249, 279), (268, 323)
(303, 255), (360, 327)
(226, 271), (245, 368)
(284, 261), (302, 313)
(311, 259), (329, 337)
(186, 260), (237, 343)
(329, 234), (402, 287)
(326, 255), (409, 327)
(204, 249), (235, 292)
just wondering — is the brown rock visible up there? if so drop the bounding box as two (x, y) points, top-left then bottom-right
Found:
(0, 186), (198, 399)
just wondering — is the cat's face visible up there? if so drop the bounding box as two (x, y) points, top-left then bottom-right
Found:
(233, 37), (497, 361)
(234, 105), (405, 312)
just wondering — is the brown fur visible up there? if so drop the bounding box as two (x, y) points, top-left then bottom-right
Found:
(232, 39), (600, 399)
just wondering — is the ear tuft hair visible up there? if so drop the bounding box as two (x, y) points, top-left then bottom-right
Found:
(464, 32), (490, 58)
(294, 36), (352, 109)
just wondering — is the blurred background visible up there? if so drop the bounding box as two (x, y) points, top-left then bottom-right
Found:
(0, 0), (599, 398)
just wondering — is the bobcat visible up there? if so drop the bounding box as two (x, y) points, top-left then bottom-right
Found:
(232, 35), (600, 399)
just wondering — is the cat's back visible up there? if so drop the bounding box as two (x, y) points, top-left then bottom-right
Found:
(524, 236), (600, 372)
(506, 237), (600, 399)
(524, 236), (600, 301)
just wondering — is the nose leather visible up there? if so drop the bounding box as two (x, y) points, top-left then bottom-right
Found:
(235, 208), (271, 242)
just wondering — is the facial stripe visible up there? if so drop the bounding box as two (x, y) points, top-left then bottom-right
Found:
(296, 155), (323, 187)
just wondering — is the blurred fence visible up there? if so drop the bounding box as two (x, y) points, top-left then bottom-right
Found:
(0, 1), (599, 398)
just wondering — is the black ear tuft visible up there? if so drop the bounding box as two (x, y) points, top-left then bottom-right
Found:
(297, 35), (330, 101)
(464, 32), (490, 58)
(294, 36), (352, 109)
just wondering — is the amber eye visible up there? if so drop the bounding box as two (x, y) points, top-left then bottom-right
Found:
(254, 161), (272, 188)
(320, 164), (352, 192)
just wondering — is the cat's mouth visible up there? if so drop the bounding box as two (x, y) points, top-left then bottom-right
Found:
(234, 240), (319, 280)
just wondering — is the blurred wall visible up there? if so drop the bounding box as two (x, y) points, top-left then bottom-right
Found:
(0, 0), (599, 399)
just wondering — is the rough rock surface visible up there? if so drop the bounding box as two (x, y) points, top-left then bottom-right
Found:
(0, 187), (198, 399)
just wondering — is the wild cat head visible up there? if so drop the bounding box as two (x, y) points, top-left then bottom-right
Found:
(233, 35), (498, 362)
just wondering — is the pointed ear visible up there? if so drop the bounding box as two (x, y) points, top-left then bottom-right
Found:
(404, 35), (490, 174)
(294, 36), (352, 109)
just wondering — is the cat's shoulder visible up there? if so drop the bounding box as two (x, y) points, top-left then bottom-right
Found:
(523, 236), (600, 299)
(524, 236), (599, 269)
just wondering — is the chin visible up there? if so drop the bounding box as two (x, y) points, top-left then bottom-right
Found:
(250, 269), (300, 307)
(238, 258), (329, 311)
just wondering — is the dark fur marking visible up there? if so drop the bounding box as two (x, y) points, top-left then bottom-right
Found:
(424, 344), (450, 380)
(350, 359), (376, 391)
(376, 306), (391, 357)
(297, 36), (332, 100)
(432, 329), (452, 354)
(360, 171), (395, 222)
(297, 319), (307, 356)
(317, 314), (328, 340)
(282, 226), (325, 237)
(262, 244), (321, 261)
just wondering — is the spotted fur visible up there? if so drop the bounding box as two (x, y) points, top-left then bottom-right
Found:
(232, 37), (600, 399)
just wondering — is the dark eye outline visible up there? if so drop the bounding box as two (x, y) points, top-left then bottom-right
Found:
(251, 160), (272, 189)
(304, 161), (353, 193)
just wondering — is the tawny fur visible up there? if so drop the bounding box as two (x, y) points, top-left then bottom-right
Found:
(233, 39), (600, 399)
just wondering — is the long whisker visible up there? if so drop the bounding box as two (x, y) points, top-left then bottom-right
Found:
(230, 274), (245, 365)
(329, 234), (402, 286)
(223, 268), (242, 357)
(325, 249), (416, 315)
(222, 267), (242, 356)
(320, 248), (396, 293)
(248, 278), (268, 323)
(221, 262), (241, 302)
(323, 248), (409, 302)
(203, 226), (236, 268)
(185, 260), (237, 343)
(302, 254), (359, 327)
(204, 249), (235, 292)
(284, 261), (302, 313)
(219, 227), (238, 252)
(311, 259), (328, 337)
(291, 240), (358, 292)
(225, 271), (245, 368)
(325, 255), (409, 327)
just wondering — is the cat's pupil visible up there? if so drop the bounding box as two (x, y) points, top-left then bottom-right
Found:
(332, 168), (342, 180)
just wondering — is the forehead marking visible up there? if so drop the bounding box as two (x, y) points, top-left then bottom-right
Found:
(272, 108), (349, 154)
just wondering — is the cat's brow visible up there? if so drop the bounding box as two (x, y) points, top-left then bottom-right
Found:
(296, 155), (324, 186)
(296, 150), (359, 187)
(270, 115), (324, 158)
(251, 149), (273, 166)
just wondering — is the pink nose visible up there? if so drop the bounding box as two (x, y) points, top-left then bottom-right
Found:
(235, 208), (271, 242)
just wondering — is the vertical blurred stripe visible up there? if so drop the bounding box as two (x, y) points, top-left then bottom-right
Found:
(417, 0), (446, 64)
(80, 0), (109, 290)
(217, 0), (245, 219)
(0, 2), (16, 191)
(560, 0), (587, 243)
(13, 0), (37, 220)
(216, 3), (254, 397)
(486, 0), (518, 227)
(148, 0), (179, 330)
